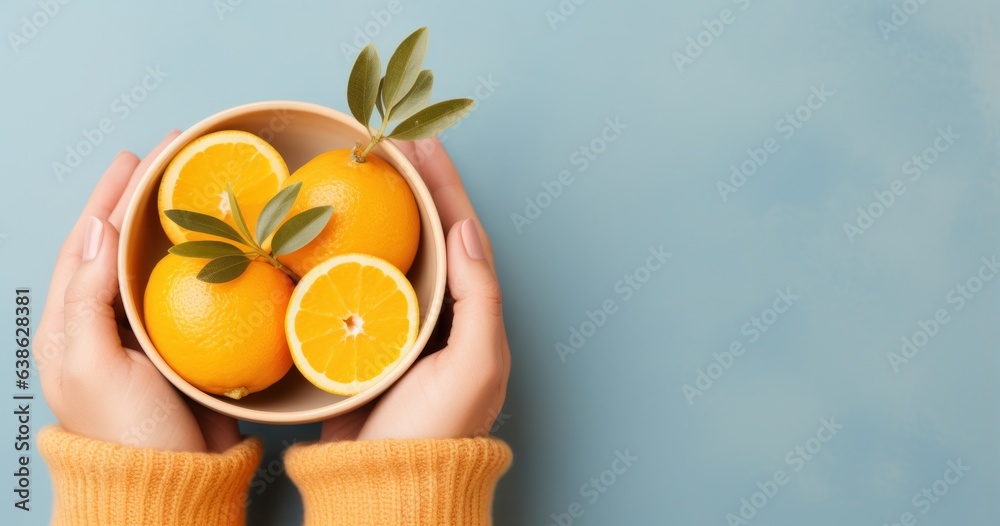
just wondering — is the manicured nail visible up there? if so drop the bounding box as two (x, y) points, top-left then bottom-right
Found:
(82, 217), (104, 261)
(460, 219), (485, 261)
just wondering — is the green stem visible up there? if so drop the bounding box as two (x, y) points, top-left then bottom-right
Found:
(270, 258), (299, 282)
(248, 246), (300, 282)
(353, 118), (390, 163)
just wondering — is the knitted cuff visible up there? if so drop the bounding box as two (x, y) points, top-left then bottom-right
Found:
(286, 437), (512, 526)
(39, 426), (262, 526)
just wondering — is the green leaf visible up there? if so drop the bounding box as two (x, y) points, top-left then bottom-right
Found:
(164, 210), (247, 245)
(388, 69), (433, 122)
(271, 206), (334, 256)
(382, 27), (429, 111)
(169, 241), (245, 259)
(226, 183), (254, 246)
(388, 98), (474, 141)
(256, 182), (302, 242)
(347, 43), (381, 129)
(375, 77), (386, 120)
(197, 255), (252, 283)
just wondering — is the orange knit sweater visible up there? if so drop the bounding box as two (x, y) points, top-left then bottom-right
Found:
(39, 426), (512, 526)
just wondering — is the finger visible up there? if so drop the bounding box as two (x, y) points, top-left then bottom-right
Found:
(392, 139), (417, 160)
(108, 130), (181, 324)
(442, 219), (506, 381)
(36, 153), (139, 377)
(393, 137), (495, 265)
(399, 137), (476, 228)
(187, 400), (241, 453)
(55, 151), (139, 264)
(421, 289), (454, 356)
(62, 217), (124, 366)
(109, 130), (182, 230)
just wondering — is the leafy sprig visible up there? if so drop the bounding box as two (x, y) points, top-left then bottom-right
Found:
(165, 182), (332, 283)
(348, 27), (474, 163)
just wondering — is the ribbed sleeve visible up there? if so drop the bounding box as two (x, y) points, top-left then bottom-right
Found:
(285, 437), (512, 525)
(39, 426), (261, 526)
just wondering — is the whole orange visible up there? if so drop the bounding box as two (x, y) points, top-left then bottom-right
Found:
(143, 254), (294, 399)
(276, 149), (420, 277)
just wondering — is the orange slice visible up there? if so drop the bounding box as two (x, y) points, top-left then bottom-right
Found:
(158, 130), (288, 245)
(286, 254), (419, 395)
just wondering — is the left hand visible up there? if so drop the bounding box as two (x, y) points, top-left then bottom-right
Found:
(34, 132), (241, 453)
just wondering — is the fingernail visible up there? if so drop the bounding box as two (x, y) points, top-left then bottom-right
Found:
(460, 219), (485, 261)
(82, 217), (104, 261)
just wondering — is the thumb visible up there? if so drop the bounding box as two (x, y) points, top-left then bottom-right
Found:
(443, 219), (505, 372)
(63, 217), (123, 362)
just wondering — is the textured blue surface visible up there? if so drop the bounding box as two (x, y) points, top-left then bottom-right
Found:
(1, 0), (998, 524)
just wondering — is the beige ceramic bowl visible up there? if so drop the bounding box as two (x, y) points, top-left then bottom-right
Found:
(118, 101), (447, 424)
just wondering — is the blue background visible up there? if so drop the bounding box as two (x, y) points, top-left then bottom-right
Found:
(2, 0), (998, 524)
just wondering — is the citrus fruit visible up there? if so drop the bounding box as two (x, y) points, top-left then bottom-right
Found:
(144, 254), (294, 399)
(285, 253), (419, 395)
(276, 150), (420, 277)
(158, 130), (288, 246)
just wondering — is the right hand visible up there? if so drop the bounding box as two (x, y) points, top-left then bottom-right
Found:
(320, 137), (511, 441)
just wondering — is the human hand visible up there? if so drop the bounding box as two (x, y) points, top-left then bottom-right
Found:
(35, 132), (241, 453)
(321, 137), (511, 441)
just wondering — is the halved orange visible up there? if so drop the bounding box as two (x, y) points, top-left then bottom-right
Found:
(285, 254), (419, 395)
(158, 130), (288, 245)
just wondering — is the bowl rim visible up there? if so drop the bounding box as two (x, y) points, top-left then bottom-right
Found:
(118, 100), (448, 424)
